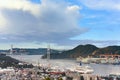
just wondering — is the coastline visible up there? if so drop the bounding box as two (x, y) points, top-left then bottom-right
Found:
(9, 55), (120, 76)
(0, 55), (119, 80)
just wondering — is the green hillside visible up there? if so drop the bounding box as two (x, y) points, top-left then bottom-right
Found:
(93, 46), (120, 55)
(42, 44), (99, 59)
(42, 44), (120, 59)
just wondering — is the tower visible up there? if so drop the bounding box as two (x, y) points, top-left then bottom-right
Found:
(47, 44), (50, 61)
(10, 45), (13, 55)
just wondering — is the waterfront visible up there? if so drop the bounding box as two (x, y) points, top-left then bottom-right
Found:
(9, 55), (120, 76)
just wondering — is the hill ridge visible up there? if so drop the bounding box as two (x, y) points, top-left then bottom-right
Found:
(42, 44), (120, 59)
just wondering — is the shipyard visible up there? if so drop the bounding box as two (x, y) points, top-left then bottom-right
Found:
(76, 54), (120, 65)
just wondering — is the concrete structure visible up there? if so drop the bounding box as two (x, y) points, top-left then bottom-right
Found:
(100, 54), (120, 59)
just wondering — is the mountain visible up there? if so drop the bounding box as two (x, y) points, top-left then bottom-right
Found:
(42, 44), (120, 59)
(1, 44), (120, 59)
(0, 54), (19, 68)
(0, 48), (62, 55)
(92, 46), (120, 55)
(0, 54), (33, 68)
(42, 44), (99, 59)
(68, 44), (99, 58)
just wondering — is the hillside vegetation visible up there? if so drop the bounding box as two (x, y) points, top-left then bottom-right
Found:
(42, 44), (120, 59)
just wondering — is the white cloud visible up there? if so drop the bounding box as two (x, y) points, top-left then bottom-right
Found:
(0, 12), (7, 28)
(0, 0), (40, 16)
(0, 0), (87, 45)
(80, 0), (120, 11)
(67, 5), (81, 13)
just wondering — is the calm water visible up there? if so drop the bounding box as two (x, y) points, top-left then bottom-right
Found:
(10, 55), (120, 76)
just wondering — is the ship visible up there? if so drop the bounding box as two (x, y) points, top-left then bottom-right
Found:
(67, 65), (94, 74)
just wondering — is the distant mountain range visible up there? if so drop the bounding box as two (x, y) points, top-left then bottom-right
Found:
(0, 48), (63, 55)
(1, 44), (120, 59)
(42, 44), (120, 59)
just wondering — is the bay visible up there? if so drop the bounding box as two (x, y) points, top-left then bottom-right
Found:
(10, 55), (120, 76)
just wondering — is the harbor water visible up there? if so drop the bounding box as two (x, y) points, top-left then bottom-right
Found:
(10, 55), (120, 76)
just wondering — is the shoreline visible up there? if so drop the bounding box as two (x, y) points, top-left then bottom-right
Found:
(10, 55), (120, 76)
(0, 55), (120, 80)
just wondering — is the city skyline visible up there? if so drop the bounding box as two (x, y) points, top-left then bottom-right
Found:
(0, 0), (120, 49)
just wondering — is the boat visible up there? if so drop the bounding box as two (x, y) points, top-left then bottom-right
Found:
(0, 67), (14, 73)
(109, 73), (120, 79)
(46, 66), (65, 75)
(67, 65), (94, 74)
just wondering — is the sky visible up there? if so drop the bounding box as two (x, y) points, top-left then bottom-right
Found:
(0, 0), (120, 49)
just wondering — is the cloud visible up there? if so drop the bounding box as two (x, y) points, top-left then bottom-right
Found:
(0, 0), (40, 16)
(0, 0), (87, 45)
(80, 0), (120, 11)
(0, 12), (7, 27)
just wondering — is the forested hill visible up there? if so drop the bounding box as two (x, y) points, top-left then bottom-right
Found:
(92, 46), (120, 55)
(42, 44), (120, 59)
(42, 44), (98, 59)
(1, 44), (120, 59)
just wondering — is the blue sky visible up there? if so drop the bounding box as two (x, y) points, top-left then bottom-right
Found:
(0, 0), (120, 49)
